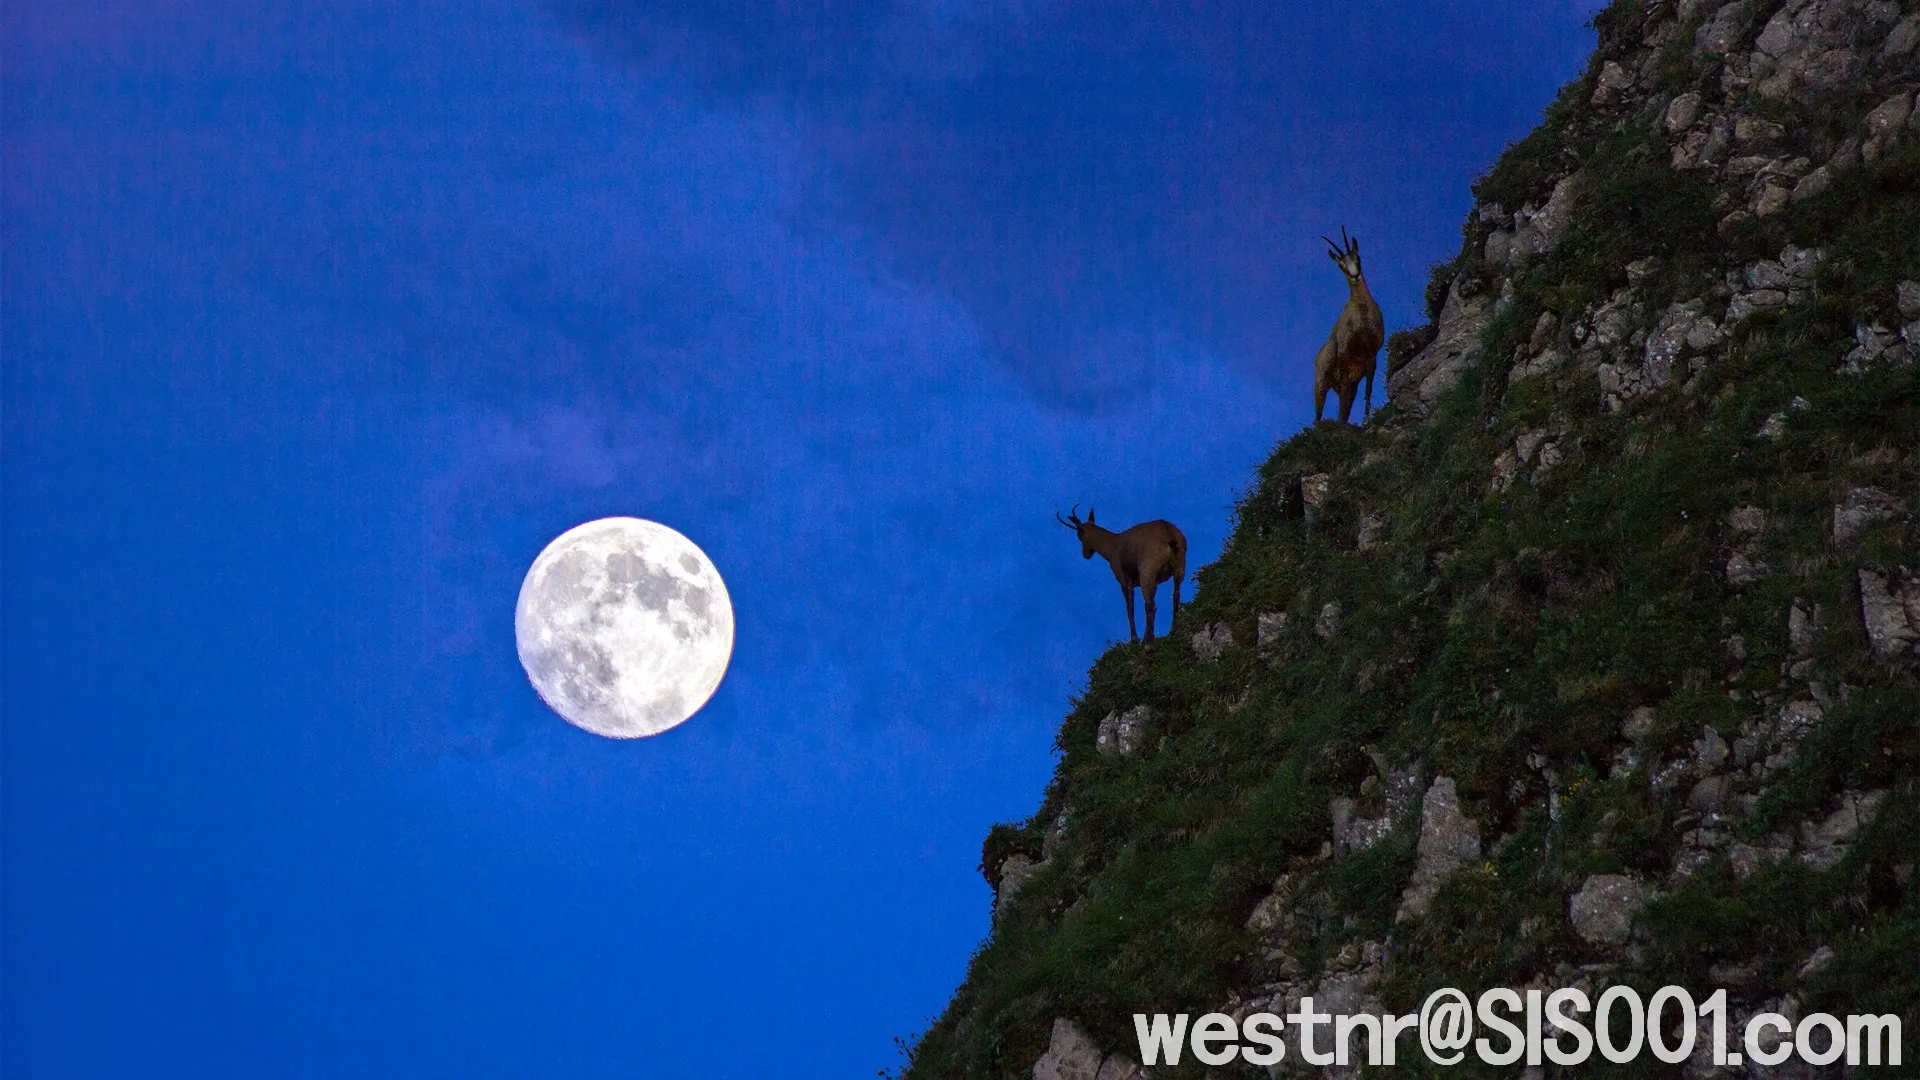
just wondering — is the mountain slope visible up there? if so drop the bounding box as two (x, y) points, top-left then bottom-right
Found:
(904, 1), (1920, 1076)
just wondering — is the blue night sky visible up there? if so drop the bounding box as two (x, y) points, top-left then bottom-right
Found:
(5, 2), (1602, 1076)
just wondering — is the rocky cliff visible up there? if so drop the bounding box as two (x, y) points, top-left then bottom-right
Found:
(903, 1), (1919, 1076)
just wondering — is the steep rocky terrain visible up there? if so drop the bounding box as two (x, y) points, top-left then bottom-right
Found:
(901, 0), (1919, 1076)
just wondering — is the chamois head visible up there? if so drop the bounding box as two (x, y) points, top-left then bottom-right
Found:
(1055, 504), (1100, 559)
(1322, 227), (1364, 286)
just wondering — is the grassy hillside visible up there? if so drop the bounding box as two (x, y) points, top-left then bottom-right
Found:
(902, 1), (1920, 1075)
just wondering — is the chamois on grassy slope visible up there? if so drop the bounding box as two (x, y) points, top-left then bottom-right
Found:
(1312, 228), (1385, 424)
(1056, 505), (1187, 642)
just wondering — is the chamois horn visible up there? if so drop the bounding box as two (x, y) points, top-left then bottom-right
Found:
(1056, 504), (1083, 530)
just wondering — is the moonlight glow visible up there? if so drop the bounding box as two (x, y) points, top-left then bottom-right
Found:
(514, 518), (734, 739)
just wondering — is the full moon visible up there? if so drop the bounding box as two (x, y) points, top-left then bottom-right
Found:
(514, 517), (734, 739)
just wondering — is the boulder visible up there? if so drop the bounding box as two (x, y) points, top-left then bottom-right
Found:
(1033, 1018), (1105, 1080)
(1858, 570), (1917, 659)
(1246, 874), (1298, 935)
(1663, 91), (1703, 132)
(1569, 874), (1648, 946)
(1300, 473), (1332, 530)
(1095, 705), (1151, 756)
(1316, 601), (1342, 639)
(1862, 92), (1913, 163)
(1042, 811), (1070, 858)
(1387, 275), (1493, 414)
(1256, 611), (1290, 651)
(1788, 600), (1816, 659)
(1191, 622), (1233, 663)
(1883, 14), (1920, 61)
(1695, 1), (1753, 55)
(1331, 796), (1395, 856)
(1791, 164), (1834, 202)
(1591, 61), (1635, 106)
(1897, 280), (1920, 321)
(1356, 511), (1386, 552)
(995, 854), (1044, 919)
(1505, 173), (1583, 262)
(1696, 726), (1731, 770)
(1832, 486), (1903, 549)
(1799, 790), (1887, 870)
(1396, 777), (1482, 921)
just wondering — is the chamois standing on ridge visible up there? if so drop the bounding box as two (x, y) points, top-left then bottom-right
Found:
(1312, 228), (1385, 424)
(1056, 505), (1188, 643)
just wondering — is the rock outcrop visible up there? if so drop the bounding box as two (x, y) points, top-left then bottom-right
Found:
(1031, 1019), (1143, 1080)
(1396, 777), (1483, 922)
(1094, 705), (1150, 756)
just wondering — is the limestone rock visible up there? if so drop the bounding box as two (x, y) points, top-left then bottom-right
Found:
(1858, 570), (1917, 659)
(1623, 704), (1657, 741)
(1246, 873), (1297, 936)
(1396, 777), (1482, 921)
(1388, 273), (1492, 414)
(1726, 552), (1765, 586)
(1883, 15), (1920, 61)
(1797, 945), (1836, 980)
(1095, 705), (1151, 756)
(1898, 280), (1920, 321)
(1777, 699), (1825, 743)
(1663, 91), (1703, 133)
(1256, 611), (1290, 651)
(1753, 182), (1792, 218)
(1730, 835), (1793, 879)
(1356, 511), (1386, 552)
(1331, 796), (1394, 856)
(1300, 473), (1331, 529)
(1316, 601), (1342, 639)
(1688, 774), (1730, 812)
(1833, 486), (1903, 550)
(1491, 172), (1583, 264)
(1191, 621), (1233, 663)
(1727, 288), (1787, 323)
(1788, 599), (1816, 659)
(1735, 115), (1786, 147)
(1862, 92), (1913, 164)
(1841, 320), (1912, 372)
(1791, 164), (1833, 202)
(1033, 1018), (1105, 1080)
(1569, 874), (1648, 946)
(1743, 258), (1794, 291)
(1591, 60), (1635, 106)
(1043, 811), (1070, 858)
(1695, 1), (1753, 55)
(1754, 4), (1805, 59)
(1799, 790), (1887, 870)
(1696, 725), (1731, 771)
(996, 854), (1045, 919)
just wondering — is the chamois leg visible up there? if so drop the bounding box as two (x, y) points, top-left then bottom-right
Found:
(1171, 576), (1183, 630)
(1142, 580), (1159, 642)
(1363, 371), (1374, 421)
(1337, 382), (1358, 424)
(1122, 584), (1138, 642)
(1314, 382), (1329, 423)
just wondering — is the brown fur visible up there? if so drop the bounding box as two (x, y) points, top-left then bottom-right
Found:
(1056, 505), (1188, 642)
(1312, 228), (1386, 424)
